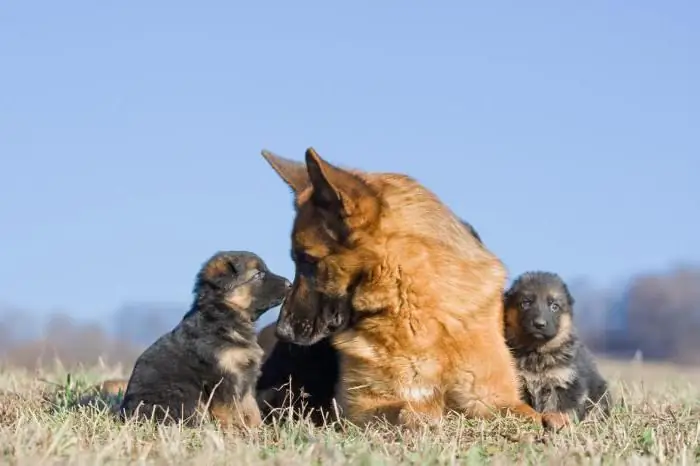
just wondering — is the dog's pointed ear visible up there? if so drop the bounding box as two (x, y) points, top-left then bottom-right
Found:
(304, 147), (379, 222)
(260, 150), (310, 194)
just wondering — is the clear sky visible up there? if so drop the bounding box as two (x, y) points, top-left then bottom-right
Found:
(1, 1), (698, 329)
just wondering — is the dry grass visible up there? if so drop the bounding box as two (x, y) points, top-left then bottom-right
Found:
(0, 358), (699, 465)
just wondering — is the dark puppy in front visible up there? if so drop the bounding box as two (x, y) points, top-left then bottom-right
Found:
(504, 271), (612, 425)
(118, 251), (290, 429)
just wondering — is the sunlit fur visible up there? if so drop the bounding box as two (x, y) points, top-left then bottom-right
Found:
(255, 219), (485, 425)
(260, 147), (566, 430)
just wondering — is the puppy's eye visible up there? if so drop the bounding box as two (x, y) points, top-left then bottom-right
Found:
(550, 303), (560, 312)
(251, 271), (265, 281)
(520, 300), (532, 310)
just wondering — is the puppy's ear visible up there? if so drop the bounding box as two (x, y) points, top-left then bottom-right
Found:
(261, 150), (310, 195)
(202, 255), (235, 281)
(304, 147), (380, 229)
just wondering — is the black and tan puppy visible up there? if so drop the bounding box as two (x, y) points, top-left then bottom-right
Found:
(504, 271), (612, 425)
(118, 251), (290, 429)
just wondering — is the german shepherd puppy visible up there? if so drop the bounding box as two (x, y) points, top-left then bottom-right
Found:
(504, 271), (612, 424)
(255, 218), (484, 425)
(117, 251), (290, 429)
(259, 147), (564, 430)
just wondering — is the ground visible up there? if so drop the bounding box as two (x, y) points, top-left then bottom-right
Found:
(0, 358), (699, 465)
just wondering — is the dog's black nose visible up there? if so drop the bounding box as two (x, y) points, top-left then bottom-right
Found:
(284, 279), (292, 290)
(532, 318), (547, 329)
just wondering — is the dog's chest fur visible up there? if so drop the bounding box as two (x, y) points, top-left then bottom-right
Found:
(514, 339), (583, 413)
(336, 322), (466, 409)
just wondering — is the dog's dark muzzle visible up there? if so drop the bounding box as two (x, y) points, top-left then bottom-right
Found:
(275, 299), (349, 346)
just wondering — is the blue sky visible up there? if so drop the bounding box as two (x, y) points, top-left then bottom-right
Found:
(1, 1), (698, 329)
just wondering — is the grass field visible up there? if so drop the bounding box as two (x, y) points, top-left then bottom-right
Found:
(1, 358), (699, 465)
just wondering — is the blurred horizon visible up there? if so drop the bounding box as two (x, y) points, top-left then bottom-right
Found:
(2, 262), (700, 370)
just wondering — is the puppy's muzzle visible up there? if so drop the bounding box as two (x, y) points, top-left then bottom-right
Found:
(531, 317), (547, 330)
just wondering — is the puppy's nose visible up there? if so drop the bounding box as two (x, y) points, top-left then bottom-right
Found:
(532, 318), (547, 329)
(283, 279), (292, 290)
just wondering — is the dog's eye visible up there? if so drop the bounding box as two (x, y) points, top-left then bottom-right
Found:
(550, 303), (560, 312)
(251, 271), (265, 281)
(520, 300), (531, 310)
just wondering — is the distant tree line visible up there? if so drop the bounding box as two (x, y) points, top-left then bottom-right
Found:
(1, 265), (699, 369)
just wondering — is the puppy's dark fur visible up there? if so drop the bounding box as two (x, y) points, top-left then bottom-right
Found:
(256, 324), (340, 425)
(254, 218), (482, 426)
(504, 271), (611, 423)
(118, 251), (290, 428)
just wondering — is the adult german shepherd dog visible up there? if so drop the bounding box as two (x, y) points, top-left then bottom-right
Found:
(259, 147), (565, 430)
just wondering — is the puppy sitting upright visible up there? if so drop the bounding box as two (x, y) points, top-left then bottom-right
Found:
(118, 251), (290, 429)
(504, 271), (611, 424)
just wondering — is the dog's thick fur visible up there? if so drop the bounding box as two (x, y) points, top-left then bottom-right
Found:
(117, 251), (290, 428)
(255, 218), (484, 425)
(460, 219), (482, 245)
(504, 271), (612, 424)
(260, 147), (563, 430)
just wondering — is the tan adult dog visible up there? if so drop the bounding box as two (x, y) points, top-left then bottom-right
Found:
(259, 147), (566, 430)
